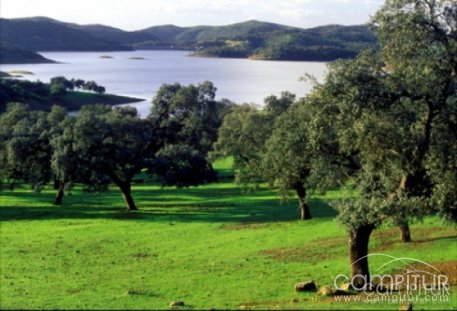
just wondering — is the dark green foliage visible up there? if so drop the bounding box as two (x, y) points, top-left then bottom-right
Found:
(4, 81), (228, 209)
(54, 105), (152, 210)
(50, 76), (74, 91)
(0, 79), (51, 111)
(50, 83), (67, 98)
(264, 91), (296, 116)
(263, 103), (310, 192)
(211, 104), (271, 188)
(149, 81), (227, 155)
(212, 92), (295, 189)
(81, 80), (105, 94)
(153, 144), (216, 187)
(148, 81), (232, 187)
(0, 77), (114, 112)
(0, 103), (54, 191)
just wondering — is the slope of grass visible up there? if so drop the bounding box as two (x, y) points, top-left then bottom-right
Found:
(0, 160), (455, 310)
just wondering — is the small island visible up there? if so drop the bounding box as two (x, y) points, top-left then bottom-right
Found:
(129, 56), (146, 60)
(9, 70), (35, 75)
(99, 55), (114, 59)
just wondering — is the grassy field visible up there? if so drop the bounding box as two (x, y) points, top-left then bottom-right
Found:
(0, 159), (456, 310)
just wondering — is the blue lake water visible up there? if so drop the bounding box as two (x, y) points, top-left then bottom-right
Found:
(0, 50), (327, 116)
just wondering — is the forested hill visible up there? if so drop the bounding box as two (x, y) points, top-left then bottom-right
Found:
(0, 17), (376, 62)
(109, 19), (377, 61)
(0, 41), (55, 64)
(0, 17), (132, 51)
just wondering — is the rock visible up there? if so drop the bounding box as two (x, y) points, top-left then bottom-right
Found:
(399, 303), (412, 311)
(169, 301), (185, 308)
(317, 286), (334, 296)
(294, 281), (317, 292)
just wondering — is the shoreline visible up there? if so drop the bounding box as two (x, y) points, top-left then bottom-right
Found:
(3, 49), (335, 64)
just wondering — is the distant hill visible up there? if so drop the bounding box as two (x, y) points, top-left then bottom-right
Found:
(67, 23), (158, 44)
(133, 20), (298, 49)
(0, 41), (55, 64)
(0, 17), (377, 62)
(134, 20), (376, 60)
(177, 20), (291, 42)
(0, 17), (131, 51)
(137, 25), (185, 41)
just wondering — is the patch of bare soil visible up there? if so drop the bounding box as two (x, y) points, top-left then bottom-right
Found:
(259, 236), (347, 262)
(259, 226), (456, 263)
(239, 298), (304, 310)
(387, 260), (457, 286)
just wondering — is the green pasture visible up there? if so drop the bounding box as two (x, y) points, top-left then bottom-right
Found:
(0, 160), (455, 310)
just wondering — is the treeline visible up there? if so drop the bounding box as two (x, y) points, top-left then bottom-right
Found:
(49, 76), (106, 96)
(0, 81), (235, 211)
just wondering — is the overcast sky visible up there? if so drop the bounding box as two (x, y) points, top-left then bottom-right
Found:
(0, 0), (385, 31)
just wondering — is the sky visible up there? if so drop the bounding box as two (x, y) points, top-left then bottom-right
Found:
(0, 0), (385, 31)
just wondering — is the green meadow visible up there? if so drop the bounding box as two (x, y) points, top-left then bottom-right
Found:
(0, 159), (456, 310)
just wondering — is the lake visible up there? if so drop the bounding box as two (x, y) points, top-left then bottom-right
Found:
(0, 50), (327, 116)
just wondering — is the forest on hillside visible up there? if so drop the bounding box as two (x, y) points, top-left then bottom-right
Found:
(0, 18), (376, 63)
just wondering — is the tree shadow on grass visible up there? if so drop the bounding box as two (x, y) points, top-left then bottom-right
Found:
(0, 183), (338, 223)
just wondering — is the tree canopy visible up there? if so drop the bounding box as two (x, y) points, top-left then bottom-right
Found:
(294, 0), (457, 287)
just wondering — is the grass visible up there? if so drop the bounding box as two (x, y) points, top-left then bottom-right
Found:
(0, 159), (456, 310)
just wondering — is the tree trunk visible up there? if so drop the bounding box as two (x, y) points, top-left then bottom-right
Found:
(53, 183), (65, 205)
(399, 220), (412, 242)
(53, 177), (60, 190)
(349, 224), (375, 290)
(119, 182), (138, 212)
(295, 184), (311, 220)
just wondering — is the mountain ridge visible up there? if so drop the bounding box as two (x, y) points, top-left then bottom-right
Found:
(0, 17), (376, 63)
